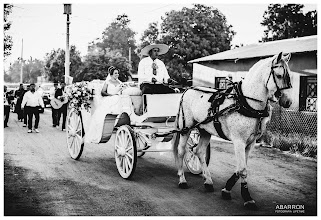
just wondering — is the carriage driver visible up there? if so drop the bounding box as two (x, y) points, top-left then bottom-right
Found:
(137, 43), (177, 94)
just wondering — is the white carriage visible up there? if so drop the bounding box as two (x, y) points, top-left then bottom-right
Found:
(66, 81), (211, 179)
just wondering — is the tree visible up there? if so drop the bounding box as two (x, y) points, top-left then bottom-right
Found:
(44, 45), (82, 82)
(77, 49), (132, 82)
(140, 4), (235, 83)
(5, 57), (44, 83)
(22, 58), (45, 83)
(261, 4), (317, 42)
(139, 22), (160, 49)
(4, 4), (13, 59)
(94, 14), (140, 73)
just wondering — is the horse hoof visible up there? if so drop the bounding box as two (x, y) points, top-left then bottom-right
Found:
(204, 184), (214, 192)
(178, 182), (188, 189)
(221, 189), (232, 200)
(244, 200), (258, 210)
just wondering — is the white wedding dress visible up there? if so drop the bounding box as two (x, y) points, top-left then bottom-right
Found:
(85, 80), (123, 143)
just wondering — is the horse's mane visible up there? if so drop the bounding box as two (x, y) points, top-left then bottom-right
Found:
(245, 56), (273, 80)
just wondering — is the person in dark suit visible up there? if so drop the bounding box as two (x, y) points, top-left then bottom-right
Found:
(55, 82), (68, 131)
(14, 83), (26, 121)
(4, 85), (11, 128)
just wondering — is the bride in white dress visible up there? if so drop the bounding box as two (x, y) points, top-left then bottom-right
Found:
(85, 67), (126, 143)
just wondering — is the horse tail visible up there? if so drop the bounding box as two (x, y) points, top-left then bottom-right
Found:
(172, 89), (188, 161)
(172, 132), (180, 161)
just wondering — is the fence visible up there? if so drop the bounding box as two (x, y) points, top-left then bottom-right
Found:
(261, 103), (317, 158)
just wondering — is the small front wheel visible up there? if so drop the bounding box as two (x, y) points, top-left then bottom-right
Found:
(114, 125), (137, 179)
(184, 128), (211, 174)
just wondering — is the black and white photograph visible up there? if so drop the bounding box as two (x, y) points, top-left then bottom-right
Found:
(2, 0), (318, 216)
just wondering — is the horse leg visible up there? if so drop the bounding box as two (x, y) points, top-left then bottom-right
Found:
(221, 140), (258, 211)
(177, 132), (190, 189)
(232, 140), (258, 210)
(196, 130), (214, 192)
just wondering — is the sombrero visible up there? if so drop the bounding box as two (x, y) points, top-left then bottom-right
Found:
(140, 44), (169, 56)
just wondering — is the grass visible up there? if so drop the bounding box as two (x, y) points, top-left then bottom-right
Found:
(259, 131), (317, 158)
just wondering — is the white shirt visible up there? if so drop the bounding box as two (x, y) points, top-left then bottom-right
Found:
(21, 91), (44, 108)
(137, 57), (170, 84)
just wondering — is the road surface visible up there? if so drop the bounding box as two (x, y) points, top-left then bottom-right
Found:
(3, 108), (317, 216)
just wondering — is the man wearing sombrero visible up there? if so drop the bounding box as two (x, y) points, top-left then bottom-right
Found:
(138, 43), (176, 94)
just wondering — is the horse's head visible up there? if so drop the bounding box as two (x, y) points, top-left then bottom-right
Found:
(266, 52), (293, 108)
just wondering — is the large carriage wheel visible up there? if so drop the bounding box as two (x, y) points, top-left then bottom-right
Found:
(66, 109), (84, 160)
(184, 128), (211, 174)
(115, 125), (137, 179)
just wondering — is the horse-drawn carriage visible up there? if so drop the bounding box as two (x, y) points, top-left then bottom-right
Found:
(65, 52), (294, 210)
(66, 81), (210, 179)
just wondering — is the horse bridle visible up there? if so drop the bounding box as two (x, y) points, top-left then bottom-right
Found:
(266, 61), (292, 98)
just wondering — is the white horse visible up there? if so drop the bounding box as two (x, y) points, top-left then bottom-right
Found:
(172, 52), (293, 210)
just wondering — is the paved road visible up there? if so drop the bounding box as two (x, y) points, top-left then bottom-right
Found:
(3, 108), (317, 216)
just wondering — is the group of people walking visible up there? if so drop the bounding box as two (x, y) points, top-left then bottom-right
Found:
(4, 83), (44, 133)
(3, 81), (68, 133)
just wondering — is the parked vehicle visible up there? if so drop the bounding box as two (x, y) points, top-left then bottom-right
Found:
(37, 83), (54, 107)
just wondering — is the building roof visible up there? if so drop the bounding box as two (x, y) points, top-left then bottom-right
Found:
(189, 35), (317, 63)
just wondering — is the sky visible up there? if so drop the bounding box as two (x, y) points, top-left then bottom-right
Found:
(3, 0), (318, 70)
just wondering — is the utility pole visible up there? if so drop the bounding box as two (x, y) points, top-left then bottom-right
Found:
(64, 4), (72, 84)
(20, 38), (23, 83)
(129, 47), (131, 63)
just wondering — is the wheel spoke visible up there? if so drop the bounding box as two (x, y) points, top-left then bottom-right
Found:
(125, 152), (133, 160)
(122, 157), (126, 173)
(119, 131), (124, 147)
(125, 156), (132, 171)
(126, 146), (133, 152)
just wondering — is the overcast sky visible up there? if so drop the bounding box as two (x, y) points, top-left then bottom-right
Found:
(3, 0), (317, 70)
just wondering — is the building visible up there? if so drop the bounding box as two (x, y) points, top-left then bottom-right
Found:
(189, 35), (317, 112)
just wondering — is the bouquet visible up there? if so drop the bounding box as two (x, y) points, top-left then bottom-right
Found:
(66, 81), (92, 113)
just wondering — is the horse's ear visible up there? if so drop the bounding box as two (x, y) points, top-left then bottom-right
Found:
(283, 53), (291, 63)
(272, 52), (283, 65)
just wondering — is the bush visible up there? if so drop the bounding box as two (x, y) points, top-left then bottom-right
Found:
(259, 131), (317, 158)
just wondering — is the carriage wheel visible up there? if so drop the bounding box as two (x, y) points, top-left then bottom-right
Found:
(136, 133), (146, 157)
(115, 125), (137, 179)
(184, 128), (211, 174)
(66, 109), (84, 160)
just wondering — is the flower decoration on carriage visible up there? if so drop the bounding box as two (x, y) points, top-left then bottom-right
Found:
(66, 81), (92, 113)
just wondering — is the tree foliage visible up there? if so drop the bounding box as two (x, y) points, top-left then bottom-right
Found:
(94, 14), (140, 73)
(76, 49), (132, 82)
(4, 4), (13, 58)
(261, 4), (317, 42)
(5, 58), (44, 83)
(44, 45), (82, 82)
(140, 4), (235, 83)
(139, 22), (160, 49)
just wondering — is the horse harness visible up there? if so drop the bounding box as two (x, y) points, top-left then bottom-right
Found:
(177, 81), (270, 140)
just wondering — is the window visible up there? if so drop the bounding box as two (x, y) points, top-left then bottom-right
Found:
(300, 76), (317, 112)
(215, 77), (232, 89)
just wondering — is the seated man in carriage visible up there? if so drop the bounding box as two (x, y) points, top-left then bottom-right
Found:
(138, 43), (178, 94)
